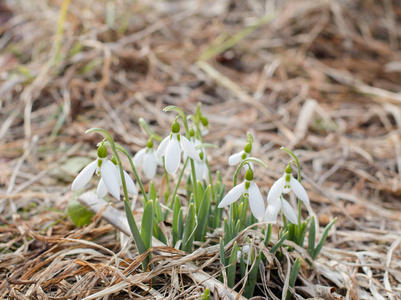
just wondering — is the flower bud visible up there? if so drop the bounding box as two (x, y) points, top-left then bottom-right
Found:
(97, 145), (107, 158)
(171, 121), (180, 133)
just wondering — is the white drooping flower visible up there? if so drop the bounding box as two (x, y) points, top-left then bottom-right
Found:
(264, 196), (298, 224)
(97, 164), (137, 198)
(133, 139), (158, 180)
(264, 164), (309, 224)
(228, 142), (253, 170)
(237, 245), (252, 265)
(186, 134), (209, 182)
(157, 121), (200, 175)
(71, 145), (121, 200)
(218, 169), (265, 220)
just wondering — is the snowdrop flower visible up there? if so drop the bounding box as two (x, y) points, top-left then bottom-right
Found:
(97, 161), (138, 199)
(264, 164), (309, 224)
(218, 169), (265, 220)
(264, 196), (298, 224)
(238, 245), (252, 265)
(157, 121), (200, 174)
(228, 142), (253, 170)
(71, 145), (121, 200)
(186, 133), (208, 182)
(199, 115), (209, 136)
(133, 139), (158, 180)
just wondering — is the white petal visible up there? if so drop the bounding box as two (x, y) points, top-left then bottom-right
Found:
(218, 182), (245, 208)
(248, 182), (265, 220)
(281, 198), (298, 224)
(156, 136), (170, 160)
(181, 136), (200, 162)
(71, 160), (97, 190)
(267, 175), (286, 204)
(124, 170), (137, 195)
(97, 178), (108, 198)
(133, 148), (146, 167)
(290, 175), (310, 203)
(264, 204), (280, 222)
(101, 160), (120, 199)
(228, 151), (244, 166)
(143, 152), (157, 179)
(194, 161), (204, 182)
(165, 135), (181, 174)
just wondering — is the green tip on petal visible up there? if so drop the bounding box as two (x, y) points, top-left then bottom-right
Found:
(244, 143), (252, 154)
(189, 128), (195, 137)
(146, 138), (153, 148)
(285, 164), (292, 174)
(97, 145), (107, 158)
(199, 151), (204, 160)
(201, 116), (208, 126)
(171, 121), (180, 133)
(245, 168), (254, 181)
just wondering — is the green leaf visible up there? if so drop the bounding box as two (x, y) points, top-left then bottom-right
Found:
(270, 231), (289, 254)
(195, 181), (204, 213)
(223, 219), (230, 245)
(153, 218), (167, 245)
(298, 218), (309, 246)
(243, 251), (262, 298)
(219, 238), (226, 266)
(312, 217), (337, 260)
(141, 200), (154, 249)
(172, 196), (182, 245)
(148, 181), (157, 202)
(308, 216), (316, 257)
(154, 199), (164, 222)
(227, 241), (238, 288)
(123, 200), (148, 268)
(67, 198), (93, 227)
(286, 258), (302, 300)
(177, 208), (184, 244)
(181, 203), (197, 252)
(195, 185), (211, 241)
(264, 224), (272, 248)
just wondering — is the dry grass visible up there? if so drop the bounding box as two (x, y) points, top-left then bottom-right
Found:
(1, 0), (401, 299)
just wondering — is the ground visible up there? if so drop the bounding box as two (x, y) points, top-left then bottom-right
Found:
(0, 0), (401, 299)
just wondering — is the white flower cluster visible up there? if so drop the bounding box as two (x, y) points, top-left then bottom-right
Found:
(220, 146), (309, 224)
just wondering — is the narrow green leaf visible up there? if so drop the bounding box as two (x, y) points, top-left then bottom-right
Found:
(172, 196), (181, 245)
(154, 199), (164, 222)
(270, 231), (289, 254)
(243, 251), (262, 298)
(153, 218), (167, 244)
(195, 185), (211, 241)
(177, 208), (184, 243)
(264, 224), (272, 248)
(219, 238), (226, 266)
(123, 200), (148, 269)
(286, 258), (302, 300)
(141, 200), (154, 249)
(312, 217), (337, 260)
(182, 203), (197, 252)
(223, 218), (230, 245)
(308, 216), (316, 256)
(195, 181), (204, 213)
(298, 218), (309, 246)
(148, 181), (157, 201)
(227, 241), (238, 288)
